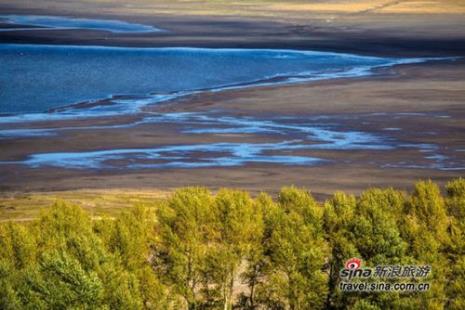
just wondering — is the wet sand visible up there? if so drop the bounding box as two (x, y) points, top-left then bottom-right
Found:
(0, 3), (464, 197)
(1, 1), (465, 57)
(1, 60), (464, 198)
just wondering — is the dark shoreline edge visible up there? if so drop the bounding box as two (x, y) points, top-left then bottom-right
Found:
(0, 48), (457, 122)
(1, 9), (465, 58)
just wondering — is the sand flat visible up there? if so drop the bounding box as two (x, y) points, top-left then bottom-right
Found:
(0, 60), (463, 197)
(0, 1), (464, 196)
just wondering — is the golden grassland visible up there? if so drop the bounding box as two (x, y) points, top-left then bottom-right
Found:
(5, 0), (465, 18)
(4, 0), (464, 42)
(269, 0), (465, 14)
(82, 0), (465, 15)
(0, 189), (171, 221)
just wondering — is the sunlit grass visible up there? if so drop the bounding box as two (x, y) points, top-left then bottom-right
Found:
(0, 189), (170, 221)
(10, 0), (465, 19)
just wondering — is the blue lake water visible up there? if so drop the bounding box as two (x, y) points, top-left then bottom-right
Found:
(2, 112), (463, 171)
(0, 43), (460, 171)
(0, 15), (161, 33)
(0, 44), (427, 115)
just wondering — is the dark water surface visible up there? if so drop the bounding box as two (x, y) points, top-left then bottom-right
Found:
(0, 43), (461, 171)
(0, 44), (425, 115)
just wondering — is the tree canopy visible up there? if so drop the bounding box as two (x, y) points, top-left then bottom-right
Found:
(1, 179), (464, 309)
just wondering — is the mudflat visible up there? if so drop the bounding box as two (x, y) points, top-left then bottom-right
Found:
(0, 0), (464, 198)
(1, 0), (465, 56)
(1, 60), (464, 198)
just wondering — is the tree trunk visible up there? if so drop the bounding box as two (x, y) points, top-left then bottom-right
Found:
(223, 269), (235, 310)
(223, 283), (229, 310)
(250, 282), (256, 309)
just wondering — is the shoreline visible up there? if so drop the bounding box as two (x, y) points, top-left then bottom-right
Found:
(1, 59), (464, 196)
(1, 5), (464, 197)
(1, 9), (465, 58)
(0, 43), (456, 120)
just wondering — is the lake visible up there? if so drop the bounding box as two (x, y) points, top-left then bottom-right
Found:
(0, 44), (423, 115)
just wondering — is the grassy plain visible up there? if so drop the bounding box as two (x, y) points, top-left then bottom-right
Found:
(0, 189), (170, 221)
(4, 0), (465, 16)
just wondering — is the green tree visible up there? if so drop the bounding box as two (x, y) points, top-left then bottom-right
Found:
(239, 193), (277, 309)
(1, 179), (464, 310)
(402, 181), (449, 309)
(255, 187), (329, 310)
(0, 222), (37, 309)
(445, 178), (465, 309)
(97, 205), (170, 309)
(154, 187), (216, 309)
(21, 250), (105, 309)
(324, 188), (409, 309)
(0, 222), (36, 270)
(209, 189), (263, 310)
(323, 191), (360, 309)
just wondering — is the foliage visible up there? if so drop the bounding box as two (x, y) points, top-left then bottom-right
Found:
(1, 179), (464, 309)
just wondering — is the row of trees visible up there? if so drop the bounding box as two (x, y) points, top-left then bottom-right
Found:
(0, 179), (464, 309)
